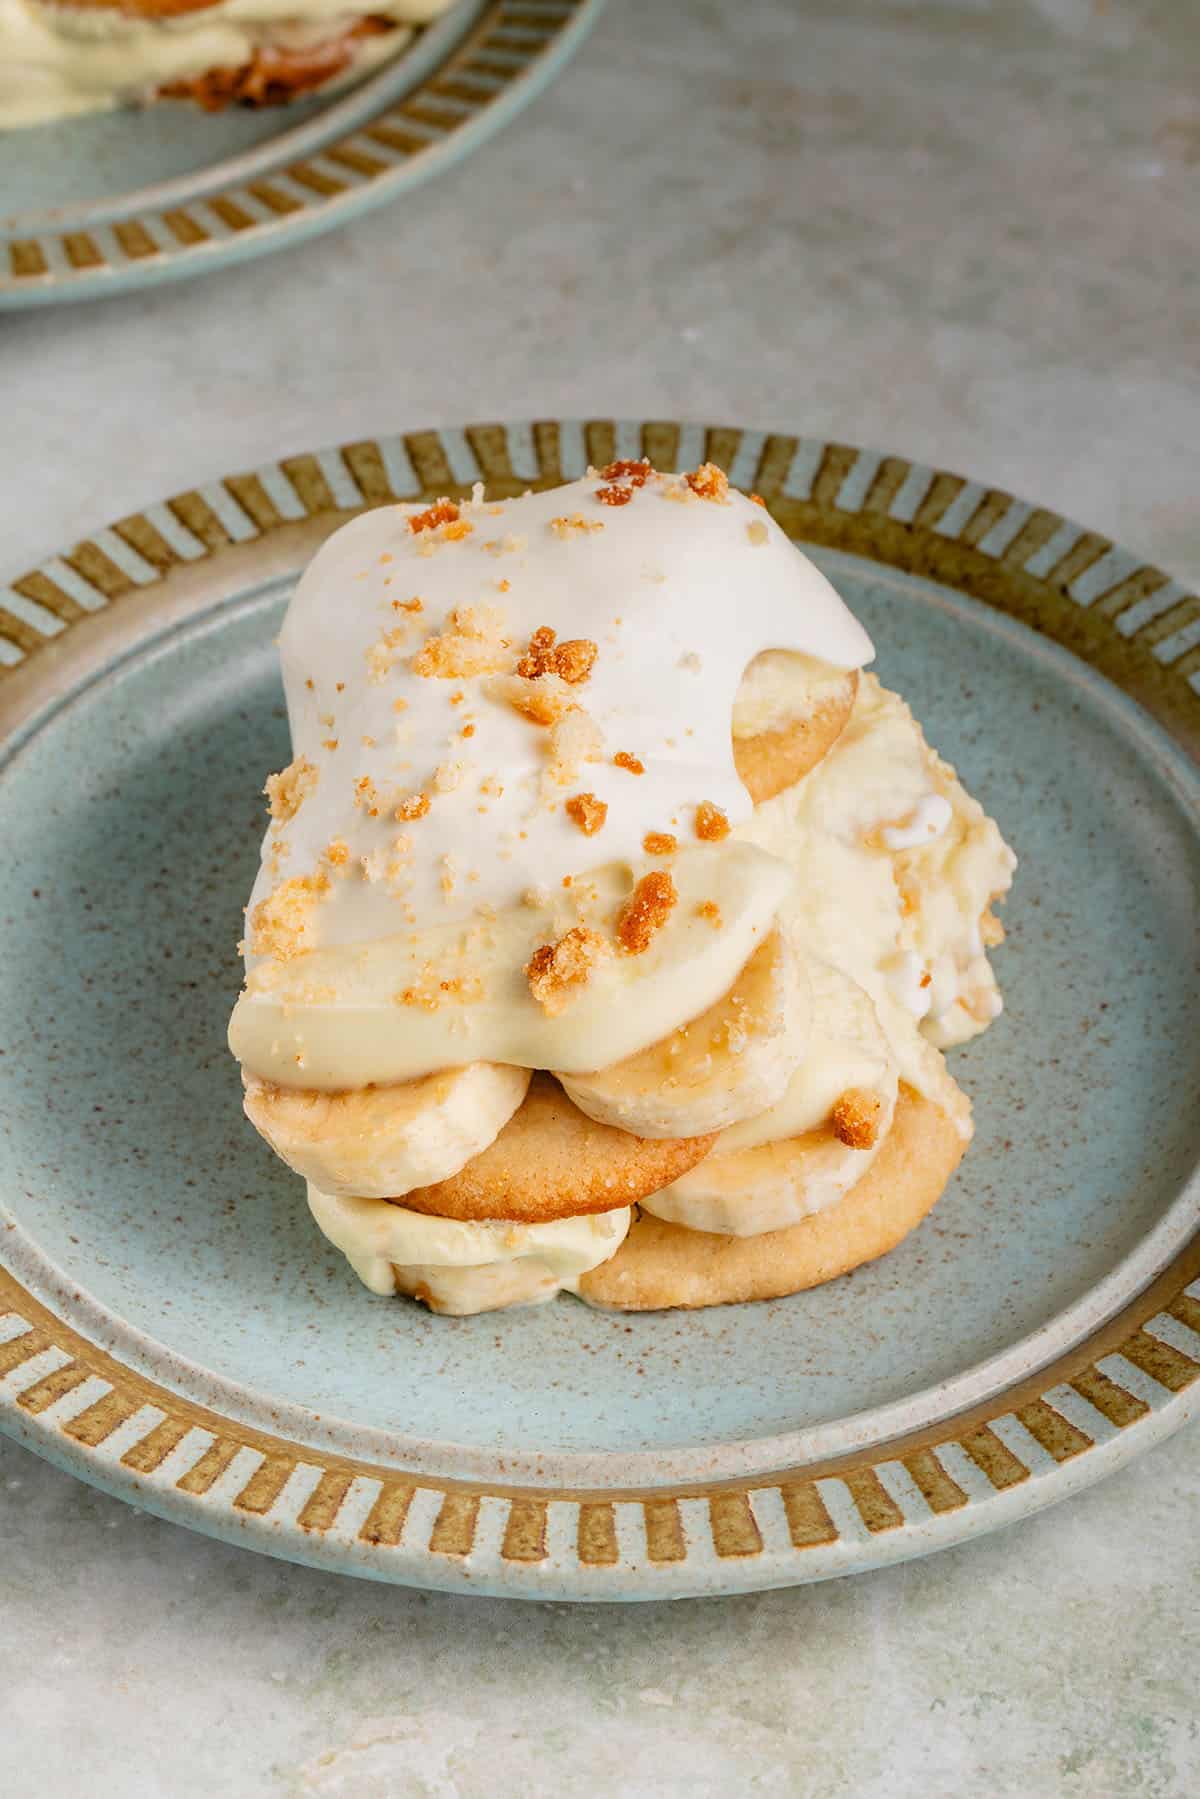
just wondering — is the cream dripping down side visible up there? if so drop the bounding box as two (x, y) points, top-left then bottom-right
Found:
(0, 0), (451, 130)
(229, 472), (874, 1089)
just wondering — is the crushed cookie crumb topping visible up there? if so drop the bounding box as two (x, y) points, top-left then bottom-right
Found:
(394, 792), (431, 822)
(408, 498), (460, 535)
(412, 605), (514, 680)
(525, 926), (610, 1015)
(515, 625), (598, 685)
(696, 900), (722, 926)
(642, 831), (677, 855)
(249, 872), (330, 961)
(264, 756), (318, 824)
(831, 1088), (882, 1150)
(613, 750), (644, 775)
(549, 514), (605, 538)
(749, 492), (767, 508)
(685, 462), (730, 502)
(596, 484), (634, 507)
(694, 800), (730, 841)
(565, 792), (608, 836)
(616, 870), (677, 955)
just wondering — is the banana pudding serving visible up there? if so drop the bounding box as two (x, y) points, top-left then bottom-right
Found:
(229, 459), (1016, 1314)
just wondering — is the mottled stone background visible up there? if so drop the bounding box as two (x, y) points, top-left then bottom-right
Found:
(1, 0), (1197, 1793)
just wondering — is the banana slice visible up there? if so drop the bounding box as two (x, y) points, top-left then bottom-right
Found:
(732, 653), (858, 804)
(558, 929), (806, 1140)
(642, 961), (898, 1235)
(243, 1062), (531, 1199)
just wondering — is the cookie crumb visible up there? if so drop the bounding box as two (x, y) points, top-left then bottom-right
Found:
(249, 873), (329, 961)
(616, 870), (677, 954)
(696, 900), (722, 926)
(412, 605), (513, 680)
(408, 498), (460, 535)
(565, 792), (608, 836)
(525, 927), (611, 1015)
(832, 1088), (882, 1150)
(263, 755), (318, 824)
(694, 801), (730, 841)
(394, 792), (431, 821)
(549, 514), (605, 538)
(643, 831), (677, 855)
(685, 462), (729, 502)
(613, 750), (644, 775)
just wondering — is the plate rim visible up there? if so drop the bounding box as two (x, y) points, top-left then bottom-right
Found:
(2, 416), (1198, 1599)
(0, 0), (604, 308)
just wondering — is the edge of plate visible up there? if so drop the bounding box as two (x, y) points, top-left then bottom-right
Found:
(0, 0), (604, 307)
(2, 417), (1198, 1600)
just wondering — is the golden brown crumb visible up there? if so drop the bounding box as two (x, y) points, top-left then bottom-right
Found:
(549, 514), (605, 538)
(335, 681), (345, 692)
(394, 792), (431, 822)
(696, 900), (722, 926)
(643, 831), (677, 855)
(596, 484), (634, 507)
(749, 492), (767, 508)
(616, 870), (677, 955)
(412, 605), (513, 680)
(831, 1088), (883, 1150)
(263, 755), (318, 824)
(362, 736), (377, 749)
(516, 625), (557, 678)
(305, 678), (315, 691)
(498, 578), (511, 592)
(322, 738), (338, 752)
(323, 839), (351, 869)
(353, 776), (380, 816)
(525, 927), (610, 1015)
(392, 596), (423, 614)
(694, 800), (730, 841)
(565, 792), (608, 836)
(613, 750), (644, 775)
(408, 498), (459, 535)
(600, 458), (651, 486)
(392, 698), (408, 714)
(461, 723), (476, 739)
(491, 673), (576, 727)
(685, 462), (730, 502)
(395, 970), (483, 1011)
(553, 638), (598, 684)
(516, 627), (598, 686)
(249, 872), (329, 961)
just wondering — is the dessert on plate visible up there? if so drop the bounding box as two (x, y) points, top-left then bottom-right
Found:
(229, 459), (1016, 1314)
(0, 0), (452, 130)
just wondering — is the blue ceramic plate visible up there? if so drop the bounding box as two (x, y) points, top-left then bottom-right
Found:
(1, 419), (1198, 1600)
(0, 1), (602, 307)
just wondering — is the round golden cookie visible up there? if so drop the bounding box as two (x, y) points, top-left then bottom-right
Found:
(399, 1073), (717, 1225)
(577, 1083), (965, 1310)
(732, 671), (858, 804)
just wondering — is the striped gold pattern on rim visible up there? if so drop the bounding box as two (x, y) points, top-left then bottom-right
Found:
(1, 417), (1198, 1593)
(2, 3), (601, 306)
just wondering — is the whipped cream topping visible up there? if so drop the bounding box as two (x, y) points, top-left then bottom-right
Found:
(737, 672), (1016, 1137)
(231, 473), (873, 1088)
(0, 0), (447, 129)
(307, 1184), (630, 1308)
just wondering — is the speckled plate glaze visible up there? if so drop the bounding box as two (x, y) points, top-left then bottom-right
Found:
(0, 1), (601, 308)
(2, 419), (1198, 1601)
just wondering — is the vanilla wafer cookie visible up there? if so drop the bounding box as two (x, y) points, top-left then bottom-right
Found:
(577, 1084), (966, 1311)
(400, 1073), (717, 1225)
